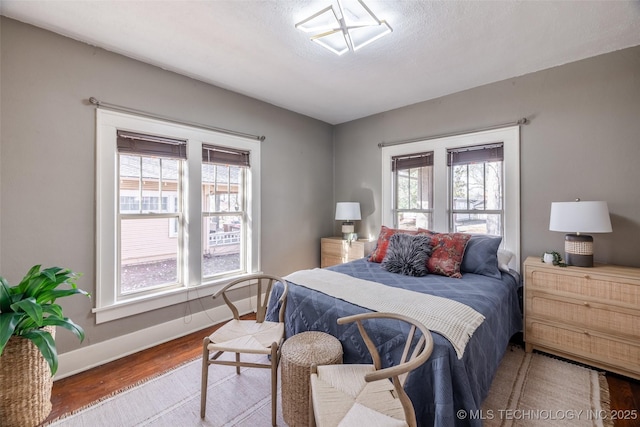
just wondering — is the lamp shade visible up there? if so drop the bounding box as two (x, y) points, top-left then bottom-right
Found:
(549, 201), (612, 233)
(335, 202), (361, 221)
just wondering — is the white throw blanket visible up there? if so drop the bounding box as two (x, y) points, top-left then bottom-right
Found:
(285, 269), (485, 358)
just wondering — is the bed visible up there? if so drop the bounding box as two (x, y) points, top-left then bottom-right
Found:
(266, 230), (522, 427)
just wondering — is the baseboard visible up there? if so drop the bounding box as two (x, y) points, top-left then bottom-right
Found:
(55, 296), (254, 380)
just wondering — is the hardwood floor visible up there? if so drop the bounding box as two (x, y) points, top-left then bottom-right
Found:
(43, 317), (640, 426)
(608, 374), (640, 427)
(42, 314), (248, 424)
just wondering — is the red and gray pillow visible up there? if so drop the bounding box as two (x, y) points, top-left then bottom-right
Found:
(422, 231), (472, 279)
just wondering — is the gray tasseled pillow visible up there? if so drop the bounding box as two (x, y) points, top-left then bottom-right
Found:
(381, 233), (433, 277)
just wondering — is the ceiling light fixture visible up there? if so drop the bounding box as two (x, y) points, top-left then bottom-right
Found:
(295, 0), (392, 56)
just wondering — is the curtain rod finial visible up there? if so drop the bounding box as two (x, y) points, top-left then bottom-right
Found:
(89, 97), (100, 106)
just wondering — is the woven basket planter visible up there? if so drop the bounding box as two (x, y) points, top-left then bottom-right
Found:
(0, 326), (55, 427)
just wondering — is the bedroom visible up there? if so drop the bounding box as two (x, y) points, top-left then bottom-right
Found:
(0, 0), (639, 425)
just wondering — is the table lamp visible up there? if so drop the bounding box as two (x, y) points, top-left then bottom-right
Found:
(549, 199), (612, 267)
(335, 202), (361, 242)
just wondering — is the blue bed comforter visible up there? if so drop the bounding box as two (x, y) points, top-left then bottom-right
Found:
(266, 258), (522, 427)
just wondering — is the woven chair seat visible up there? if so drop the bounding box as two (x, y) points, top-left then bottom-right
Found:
(309, 313), (434, 427)
(310, 364), (406, 426)
(208, 319), (285, 354)
(200, 274), (289, 427)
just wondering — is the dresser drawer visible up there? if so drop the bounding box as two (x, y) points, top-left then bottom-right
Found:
(320, 237), (374, 268)
(320, 255), (343, 268)
(528, 268), (640, 307)
(527, 291), (640, 339)
(527, 320), (640, 375)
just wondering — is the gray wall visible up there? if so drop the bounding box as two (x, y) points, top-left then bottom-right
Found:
(3, 15), (640, 356)
(0, 18), (334, 352)
(334, 46), (640, 268)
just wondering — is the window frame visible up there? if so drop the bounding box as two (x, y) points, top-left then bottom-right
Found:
(201, 145), (250, 280)
(381, 126), (520, 268)
(117, 152), (184, 299)
(448, 144), (504, 236)
(392, 152), (434, 230)
(95, 109), (261, 323)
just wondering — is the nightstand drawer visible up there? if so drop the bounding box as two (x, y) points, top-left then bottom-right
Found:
(524, 256), (640, 380)
(320, 237), (375, 268)
(321, 239), (351, 256)
(527, 320), (640, 373)
(527, 291), (640, 339)
(529, 269), (640, 306)
(321, 255), (344, 268)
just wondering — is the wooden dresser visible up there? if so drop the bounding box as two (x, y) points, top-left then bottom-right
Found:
(320, 237), (375, 268)
(523, 256), (640, 380)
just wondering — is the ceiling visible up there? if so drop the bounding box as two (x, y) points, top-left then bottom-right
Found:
(2, 1), (640, 125)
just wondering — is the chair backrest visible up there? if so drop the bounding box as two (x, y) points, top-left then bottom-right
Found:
(213, 274), (289, 323)
(337, 312), (434, 426)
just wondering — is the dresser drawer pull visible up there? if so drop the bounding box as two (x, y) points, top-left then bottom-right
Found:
(583, 275), (590, 279)
(583, 331), (590, 336)
(583, 302), (590, 307)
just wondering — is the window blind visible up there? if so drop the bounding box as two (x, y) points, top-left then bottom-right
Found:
(116, 130), (187, 159)
(391, 152), (433, 171)
(202, 144), (250, 167)
(447, 143), (503, 166)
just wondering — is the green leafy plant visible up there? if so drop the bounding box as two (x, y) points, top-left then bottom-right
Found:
(541, 251), (567, 267)
(0, 265), (90, 375)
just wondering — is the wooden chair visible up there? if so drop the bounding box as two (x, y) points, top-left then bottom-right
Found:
(309, 312), (434, 427)
(200, 274), (288, 426)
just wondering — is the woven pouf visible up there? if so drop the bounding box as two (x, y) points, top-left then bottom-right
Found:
(281, 331), (343, 427)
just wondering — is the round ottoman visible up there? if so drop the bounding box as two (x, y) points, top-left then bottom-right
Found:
(281, 331), (343, 427)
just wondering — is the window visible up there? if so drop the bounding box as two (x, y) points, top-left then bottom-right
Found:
(95, 110), (261, 323)
(202, 145), (249, 279)
(382, 126), (520, 265)
(448, 144), (503, 235)
(392, 152), (433, 230)
(117, 131), (185, 296)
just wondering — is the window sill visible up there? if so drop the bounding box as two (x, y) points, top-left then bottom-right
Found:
(92, 274), (255, 324)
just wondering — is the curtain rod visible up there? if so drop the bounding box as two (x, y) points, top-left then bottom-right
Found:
(88, 97), (266, 142)
(378, 118), (528, 148)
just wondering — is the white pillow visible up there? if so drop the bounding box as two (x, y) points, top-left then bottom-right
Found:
(497, 249), (515, 272)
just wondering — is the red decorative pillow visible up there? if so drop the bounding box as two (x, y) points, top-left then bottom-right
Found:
(368, 226), (425, 263)
(422, 231), (471, 278)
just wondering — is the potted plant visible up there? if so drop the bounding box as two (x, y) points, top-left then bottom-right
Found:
(0, 265), (89, 426)
(540, 251), (567, 267)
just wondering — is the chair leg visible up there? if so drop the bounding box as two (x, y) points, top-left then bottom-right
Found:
(200, 338), (210, 419)
(236, 352), (241, 375)
(271, 343), (278, 427)
(309, 365), (317, 427)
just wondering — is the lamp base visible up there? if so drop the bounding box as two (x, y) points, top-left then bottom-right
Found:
(564, 233), (593, 267)
(341, 221), (356, 242)
(342, 232), (358, 242)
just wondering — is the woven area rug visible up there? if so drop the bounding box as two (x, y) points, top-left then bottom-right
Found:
(47, 353), (285, 427)
(48, 346), (610, 426)
(482, 346), (612, 427)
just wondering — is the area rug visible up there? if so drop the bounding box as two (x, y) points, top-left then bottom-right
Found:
(47, 353), (285, 427)
(48, 346), (610, 426)
(482, 346), (612, 427)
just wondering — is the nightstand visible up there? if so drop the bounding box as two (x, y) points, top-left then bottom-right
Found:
(523, 256), (640, 380)
(320, 237), (375, 268)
